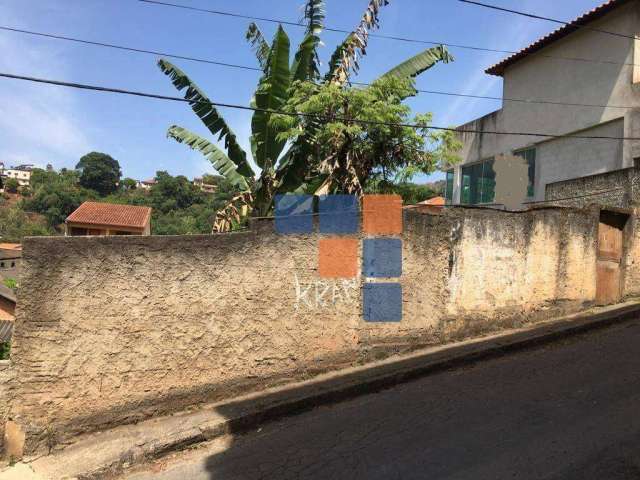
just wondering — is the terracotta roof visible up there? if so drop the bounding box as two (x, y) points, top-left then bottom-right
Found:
(0, 320), (13, 342)
(66, 201), (152, 229)
(0, 284), (16, 304)
(420, 196), (446, 206)
(0, 243), (21, 251)
(486, 0), (631, 76)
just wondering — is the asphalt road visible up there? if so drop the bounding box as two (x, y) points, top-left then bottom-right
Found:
(125, 318), (640, 480)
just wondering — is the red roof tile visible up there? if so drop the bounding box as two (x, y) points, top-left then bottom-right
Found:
(66, 201), (152, 229)
(420, 196), (446, 206)
(486, 0), (631, 76)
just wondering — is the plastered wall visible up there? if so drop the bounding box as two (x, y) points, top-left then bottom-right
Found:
(0, 360), (14, 451)
(4, 207), (603, 454)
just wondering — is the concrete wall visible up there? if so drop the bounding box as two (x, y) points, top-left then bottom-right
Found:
(545, 167), (635, 209)
(447, 208), (597, 318)
(0, 360), (14, 452)
(451, 0), (640, 204)
(6, 208), (601, 454)
(544, 166), (640, 299)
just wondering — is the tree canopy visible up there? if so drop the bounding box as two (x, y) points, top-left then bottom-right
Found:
(76, 152), (122, 196)
(158, 0), (458, 231)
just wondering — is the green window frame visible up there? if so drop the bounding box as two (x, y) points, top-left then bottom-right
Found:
(445, 170), (454, 204)
(515, 148), (536, 198)
(461, 158), (495, 205)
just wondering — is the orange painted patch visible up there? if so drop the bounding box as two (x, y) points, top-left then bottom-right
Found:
(318, 238), (359, 279)
(362, 194), (403, 235)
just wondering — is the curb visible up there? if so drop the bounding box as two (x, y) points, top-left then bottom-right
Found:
(11, 301), (640, 480)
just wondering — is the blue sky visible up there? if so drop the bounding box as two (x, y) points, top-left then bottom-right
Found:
(0, 0), (612, 182)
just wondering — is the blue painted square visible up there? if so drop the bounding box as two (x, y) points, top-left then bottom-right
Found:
(319, 195), (359, 234)
(362, 238), (402, 278)
(275, 195), (313, 234)
(363, 283), (402, 322)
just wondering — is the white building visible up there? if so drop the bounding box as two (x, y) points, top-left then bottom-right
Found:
(2, 165), (33, 187)
(446, 0), (640, 208)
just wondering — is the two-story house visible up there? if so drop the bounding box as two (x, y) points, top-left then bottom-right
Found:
(2, 164), (33, 187)
(446, 0), (640, 207)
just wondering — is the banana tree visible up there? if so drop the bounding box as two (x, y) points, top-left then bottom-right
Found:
(158, 0), (453, 231)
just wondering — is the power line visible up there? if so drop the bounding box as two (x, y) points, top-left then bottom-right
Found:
(136, 0), (640, 70)
(1, 71), (640, 141)
(0, 26), (636, 110)
(0, 26), (262, 71)
(3, 24), (636, 112)
(355, 83), (635, 111)
(457, 0), (636, 41)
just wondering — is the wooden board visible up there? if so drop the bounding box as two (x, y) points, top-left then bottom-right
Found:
(596, 260), (621, 305)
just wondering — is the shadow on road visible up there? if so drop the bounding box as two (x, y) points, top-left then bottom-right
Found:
(198, 320), (640, 479)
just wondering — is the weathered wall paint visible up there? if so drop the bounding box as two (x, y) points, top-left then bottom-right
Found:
(0, 360), (14, 451)
(4, 207), (603, 454)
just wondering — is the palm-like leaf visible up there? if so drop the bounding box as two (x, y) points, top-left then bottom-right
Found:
(251, 26), (291, 170)
(379, 45), (453, 80)
(246, 23), (271, 72)
(291, 0), (325, 81)
(330, 0), (390, 85)
(291, 35), (321, 82)
(167, 126), (249, 190)
(324, 35), (351, 83)
(158, 59), (254, 178)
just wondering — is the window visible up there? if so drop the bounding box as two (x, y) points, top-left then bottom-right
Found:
(515, 148), (536, 197)
(461, 159), (495, 205)
(445, 170), (454, 204)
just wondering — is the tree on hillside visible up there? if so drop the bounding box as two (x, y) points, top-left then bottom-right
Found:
(22, 168), (95, 227)
(158, 0), (457, 231)
(149, 171), (203, 212)
(0, 205), (53, 241)
(121, 178), (138, 191)
(4, 178), (19, 194)
(75, 152), (122, 196)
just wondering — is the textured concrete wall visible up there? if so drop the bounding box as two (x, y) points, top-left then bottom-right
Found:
(448, 208), (598, 319)
(7, 208), (601, 454)
(544, 167), (634, 209)
(544, 167), (640, 299)
(0, 360), (14, 451)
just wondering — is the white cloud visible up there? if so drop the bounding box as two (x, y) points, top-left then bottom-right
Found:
(0, 7), (92, 168)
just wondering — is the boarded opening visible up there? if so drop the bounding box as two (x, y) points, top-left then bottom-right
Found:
(596, 210), (629, 305)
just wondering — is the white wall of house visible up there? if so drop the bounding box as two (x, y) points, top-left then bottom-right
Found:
(450, 0), (640, 205)
(3, 169), (31, 187)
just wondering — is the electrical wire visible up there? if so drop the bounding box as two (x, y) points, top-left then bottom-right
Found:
(457, 0), (636, 41)
(0, 25), (637, 111)
(136, 0), (639, 70)
(2, 71), (640, 141)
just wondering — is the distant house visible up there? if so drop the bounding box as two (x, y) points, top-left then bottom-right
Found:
(0, 244), (21, 281)
(137, 178), (157, 191)
(407, 195), (446, 215)
(2, 164), (33, 187)
(193, 177), (217, 194)
(419, 196), (445, 207)
(65, 201), (152, 236)
(0, 284), (16, 343)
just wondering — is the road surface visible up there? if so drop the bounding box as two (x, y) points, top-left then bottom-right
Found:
(124, 317), (640, 479)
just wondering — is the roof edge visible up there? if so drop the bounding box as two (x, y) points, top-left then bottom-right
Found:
(485, 0), (632, 77)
